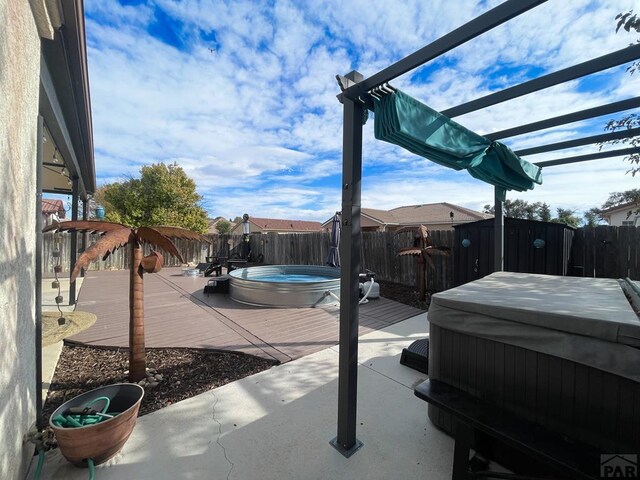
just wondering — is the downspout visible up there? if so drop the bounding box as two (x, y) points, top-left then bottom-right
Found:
(35, 115), (44, 430)
(68, 176), (78, 304)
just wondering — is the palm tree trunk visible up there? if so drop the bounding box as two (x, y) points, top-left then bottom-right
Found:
(129, 240), (146, 382)
(417, 256), (426, 301)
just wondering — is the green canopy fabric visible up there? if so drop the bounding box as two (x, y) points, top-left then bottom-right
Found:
(373, 89), (542, 197)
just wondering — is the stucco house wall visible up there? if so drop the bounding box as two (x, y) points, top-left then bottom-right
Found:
(0, 1), (43, 478)
(607, 209), (640, 226)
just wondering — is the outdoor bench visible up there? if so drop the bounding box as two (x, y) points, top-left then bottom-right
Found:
(414, 379), (601, 480)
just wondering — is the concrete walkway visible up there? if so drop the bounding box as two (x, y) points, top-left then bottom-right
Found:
(36, 313), (455, 480)
(41, 277), (84, 405)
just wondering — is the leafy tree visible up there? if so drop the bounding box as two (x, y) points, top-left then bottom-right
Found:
(552, 208), (581, 228)
(483, 199), (552, 221)
(582, 208), (603, 227)
(600, 11), (639, 176)
(596, 188), (640, 221)
(97, 163), (209, 233)
(216, 219), (232, 234)
(44, 221), (209, 381)
(484, 199), (587, 226)
(600, 188), (640, 210)
(538, 202), (552, 222)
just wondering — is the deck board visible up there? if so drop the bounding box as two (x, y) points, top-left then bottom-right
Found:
(69, 268), (424, 363)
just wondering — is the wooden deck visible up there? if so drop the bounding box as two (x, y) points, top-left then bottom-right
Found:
(69, 268), (424, 363)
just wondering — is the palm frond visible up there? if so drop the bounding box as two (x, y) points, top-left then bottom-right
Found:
(424, 246), (452, 257)
(393, 226), (420, 237)
(44, 220), (130, 235)
(149, 226), (211, 243)
(70, 228), (132, 282)
(135, 227), (184, 263)
(399, 247), (421, 256)
(424, 253), (435, 269)
(419, 225), (433, 245)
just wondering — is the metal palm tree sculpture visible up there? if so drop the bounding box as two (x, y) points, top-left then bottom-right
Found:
(44, 221), (209, 382)
(397, 225), (451, 301)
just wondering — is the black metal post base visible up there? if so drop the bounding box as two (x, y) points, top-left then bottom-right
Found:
(329, 437), (363, 458)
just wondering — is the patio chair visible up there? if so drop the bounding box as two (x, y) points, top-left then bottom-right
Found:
(195, 261), (222, 277)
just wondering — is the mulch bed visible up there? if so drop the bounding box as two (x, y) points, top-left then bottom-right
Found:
(43, 346), (277, 423)
(44, 281), (424, 421)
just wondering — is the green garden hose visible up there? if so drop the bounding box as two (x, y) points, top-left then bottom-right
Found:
(88, 458), (95, 480)
(36, 396), (116, 479)
(33, 449), (44, 480)
(52, 396), (112, 428)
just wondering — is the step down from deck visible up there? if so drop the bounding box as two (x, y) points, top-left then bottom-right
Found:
(400, 338), (428, 374)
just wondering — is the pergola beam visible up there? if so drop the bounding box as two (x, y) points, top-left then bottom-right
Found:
(442, 44), (640, 118)
(486, 96), (640, 140)
(341, 0), (547, 103)
(534, 147), (640, 167)
(515, 127), (640, 156)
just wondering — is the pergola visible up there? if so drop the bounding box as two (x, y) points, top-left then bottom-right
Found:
(332, 0), (640, 457)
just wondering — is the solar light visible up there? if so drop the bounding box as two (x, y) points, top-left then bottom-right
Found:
(533, 238), (546, 249)
(462, 238), (471, 248)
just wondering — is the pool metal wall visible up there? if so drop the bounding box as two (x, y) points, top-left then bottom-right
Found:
(228, 265), (341, 307)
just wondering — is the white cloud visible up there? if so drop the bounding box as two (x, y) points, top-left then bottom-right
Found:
(85, 0), (639, 222)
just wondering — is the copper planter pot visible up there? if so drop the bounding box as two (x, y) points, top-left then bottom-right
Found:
(49, 383), (144, 467)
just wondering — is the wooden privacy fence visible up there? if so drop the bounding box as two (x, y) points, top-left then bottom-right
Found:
(570, 226), (640, 280)
(243, 230), (454, 292)
(43, 232), (210, 273)
(43, 226), (640, 291)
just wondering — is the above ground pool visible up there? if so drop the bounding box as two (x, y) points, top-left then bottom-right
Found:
(228, 265), (340, 307)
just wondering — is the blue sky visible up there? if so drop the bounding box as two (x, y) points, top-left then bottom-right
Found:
(77, 0), (638, 223)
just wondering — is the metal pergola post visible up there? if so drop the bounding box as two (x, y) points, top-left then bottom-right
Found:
(334, 0), (640, 459)
(69, 177), (79, 305)
(494, 188), (505, 272)
(330, 71), (364, 458)
(81, 197), (88, 277)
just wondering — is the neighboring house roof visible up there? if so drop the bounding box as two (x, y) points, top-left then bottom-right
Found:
(42, 199), (66, 217)
(233, 217), (323, 233)
(361, 208), (400, 225)
(599, 201), (640, 226)
(599, 201), (639, 217)
(389, 202), (491, 224)
(207, 216), (228, 234)
(322, 202), (490, 229)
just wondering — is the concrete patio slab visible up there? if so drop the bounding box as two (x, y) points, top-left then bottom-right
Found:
(35, 313), (454, 480)
(41, 277), (85, 404)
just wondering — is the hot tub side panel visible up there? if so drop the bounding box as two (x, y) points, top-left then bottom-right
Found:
(428, 323), (640, 453)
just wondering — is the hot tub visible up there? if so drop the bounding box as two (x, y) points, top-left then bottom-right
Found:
(228, 265), (340, 307)
(427, 272), (640, 453)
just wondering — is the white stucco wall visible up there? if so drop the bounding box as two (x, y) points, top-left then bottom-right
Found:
(0, 1), (42, 478)
(607, 209), (640, 227)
